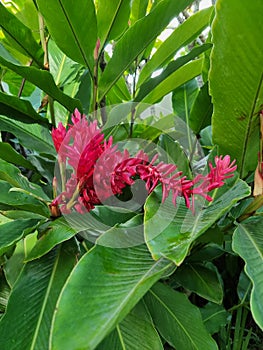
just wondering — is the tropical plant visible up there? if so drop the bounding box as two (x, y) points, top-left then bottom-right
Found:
(0, 0), (262, 349)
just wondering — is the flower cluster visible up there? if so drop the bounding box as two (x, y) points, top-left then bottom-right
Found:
(50, 110), (236, 215)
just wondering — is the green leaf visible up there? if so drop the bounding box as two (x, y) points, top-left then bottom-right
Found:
(173, 263), (223, 303)
(138, 7), (213, 86)
(130, 0), (148, 25)
(0, 142), (35, 170)
(189, 81), (212, 134)
(48, 39), (82, 87)
(0, 91), (49, 125)
(0, 115), (55, 155)
(0, 56), (82, 112)
(144, 283), (218, 350)
(145, 178), (250, 265)
(0, 219), (39, 256)
(0, 3), (43, 66)
(2, 69), (36, 97)
(0, 242), (77, 350)
(237, 270), (252, 303)
(25, 218), (76, 261)
(200, 303), (229, 335)
(172, 79), (199, 122)
(36, 0), (97, 74)
(139, 58), (203, 105)
(210, 0), (263, 177)
(232, 217), (263, 330)
(98, 0), (193, 100)
(0, 181), (50, 217)
(98, 301), (163, 350)
(135, 44), (211, 102)
(97, 0), (131, 48)
(51, 244), (172, 350)
(0, 158), (50, 201)
(158, 133), (191, 177)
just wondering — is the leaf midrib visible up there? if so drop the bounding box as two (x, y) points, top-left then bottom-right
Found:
(30, 246), (61, 350)
(1, 23), (41, 66)
(57, 0), (91, 74)
(100, 0), (124, 50)
(90, 256), (171, 348)
(149, 289), (199, 349)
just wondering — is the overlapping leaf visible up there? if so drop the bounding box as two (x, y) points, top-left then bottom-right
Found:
(144, 283), (217, 350)
(144, 178), (250, 265)
(51, 244), (172, 350)
(36, 0), (97, 74)
(0, 243), (77, 350)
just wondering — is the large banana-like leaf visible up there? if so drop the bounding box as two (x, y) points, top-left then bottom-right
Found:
(144, 178), (250, 265)
(144, 283), (218, 350)
(232, 217), (263, 330)
(50, 244), (172, 350)
(98, 301), (163, 350)
(36, 0), (97, 75)
(0, 242), (77, 350)
(210, 0), (263, 177)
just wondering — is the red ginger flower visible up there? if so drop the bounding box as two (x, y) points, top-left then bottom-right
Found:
(51, 110), (237, 215)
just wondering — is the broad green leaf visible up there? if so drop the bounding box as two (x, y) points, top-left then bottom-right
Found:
(48, 39), (82, 87)
(0, 219), (39, 255)
(25, 218), (76, 261)
(5, 0), (39, 33)
(98, 301), (163, 350)
(135, 44), (211, 102)
(36, 0), (97, 74)
(0, 142), (35, 170)
(0, 273), (10, 317)
(0, 242), (77, 350)
(0, 181), (50, 217)
(51, 245), (172, 350)
(130, 0), (148, 24)
(172, 79), (199, 122)
(2, 69), (35, 96)
(145, 178), (250, 265)
(0, 56), (82, 112)
(0, 3), (43, 66)
(97, 0), (131, 48)
(0, 91), (49, 125)
(98, 0), (193, 100)
(0, 115), (55, 155)
(144, 283), (218, 350)
(232, 217), (263, 330)
(237, 270), (252, 303)
(140, 59), (203, 105)
(187, 244), (224, 263)
(200, 303), (229, 335)
(210, 0), (263, 177)
(158, 134), (191, 177)
(138, 7), (213, 86)
(189, 81), (212, 134)
(0, 159), (50, 201)
(173, 263), (223, 303)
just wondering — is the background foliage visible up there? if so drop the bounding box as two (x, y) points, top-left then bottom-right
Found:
(0, 0), (263, 349)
